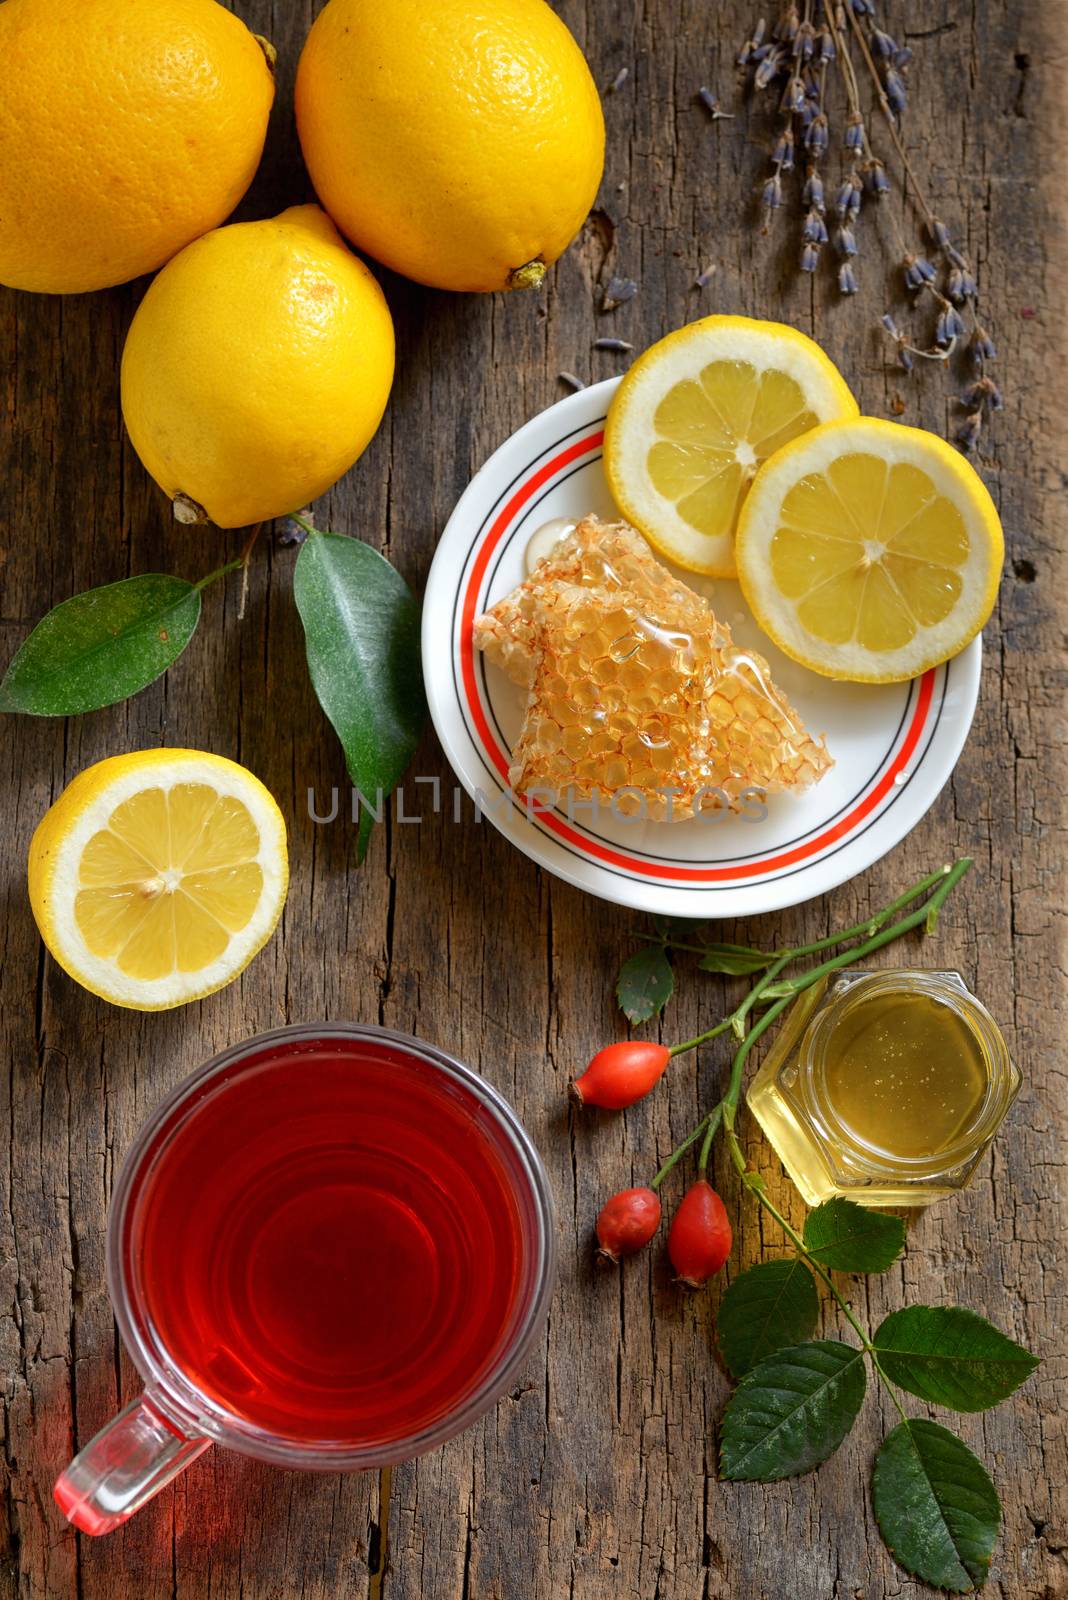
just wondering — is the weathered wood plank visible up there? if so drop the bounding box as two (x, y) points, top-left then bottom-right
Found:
(1, 1), (1063, 1597)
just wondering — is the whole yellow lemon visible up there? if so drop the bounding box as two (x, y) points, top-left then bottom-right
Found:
(121, 205), (395, 529)
(0, 0), (275, 295)
(295, 0), (605, 293)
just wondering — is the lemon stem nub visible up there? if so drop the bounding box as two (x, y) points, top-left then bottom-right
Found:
(509, 259), (547, 291)
(253, 34), (277, 71)
(172, 493), (209, 526)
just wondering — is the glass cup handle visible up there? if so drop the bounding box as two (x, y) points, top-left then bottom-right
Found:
(54, 1391), (211, 1536)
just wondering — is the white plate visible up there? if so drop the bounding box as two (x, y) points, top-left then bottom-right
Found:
(422, 379), (981, 918)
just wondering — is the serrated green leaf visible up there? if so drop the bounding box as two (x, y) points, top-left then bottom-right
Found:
(616, 945), (673, 1023)
(294, 532), (424, 861)
(874, 1306), (1039, 1413)
(0, 575), (201, 716)
(872, 1419), (1000, 1592)
(698, 943), (775, 976)
(719, 1340), (866, 1481)
(716, 1258), (820, 1378)
(803, 1197), (905, 1273)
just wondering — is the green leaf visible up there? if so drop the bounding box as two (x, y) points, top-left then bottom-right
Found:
(716, 1258), (820, 1378)
(698, 943), (775, 976)
(753, 979), (796, 1000)
(294, 532), (425, 861)
(616, 945), (673, 1023)
(874, 1306), (1039, 1413)
(719, 1340), (866, 1481)
(0, 575), (201, 716)
(803, 1197), (905, 1273)
(872, 1419), (1000, 1592)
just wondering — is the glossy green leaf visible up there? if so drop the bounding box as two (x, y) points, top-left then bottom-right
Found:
(0, 575), (200, 716)
(719, 1340), (866, 1481)
(874, 1306), (1039, 1413)
(716, 1258), (820, 1378)
(294, 532), (424, 861)
(873, 1419), (1000, 1592)
(803, 1197), (905, 1273)
(698, 943), (775, 975)
(616, 945), (673, 1023)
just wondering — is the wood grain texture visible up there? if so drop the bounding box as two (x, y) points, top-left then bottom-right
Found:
(1, 1), (1064, 1596)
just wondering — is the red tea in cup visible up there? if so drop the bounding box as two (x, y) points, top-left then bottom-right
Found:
(55, 1025), (555, 1533)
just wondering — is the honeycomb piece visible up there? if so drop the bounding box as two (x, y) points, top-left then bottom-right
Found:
(474, 516), (832, 821)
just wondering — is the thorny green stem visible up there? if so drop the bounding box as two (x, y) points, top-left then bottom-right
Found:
(652, 859), (973, 1183)
(667, 861), (968, 1060)
(724, 1120), (911, 1418)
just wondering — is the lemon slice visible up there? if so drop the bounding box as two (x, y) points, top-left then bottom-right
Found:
(603, 315), (858, 577)
(28, 749), (288, 1010)
(735, 417), (1004, 683)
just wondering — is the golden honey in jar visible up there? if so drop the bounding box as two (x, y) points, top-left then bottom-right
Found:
(746, 970), (1019, 1207)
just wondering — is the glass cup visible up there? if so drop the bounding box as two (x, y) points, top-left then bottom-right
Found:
(54, 1023), (556, 1535)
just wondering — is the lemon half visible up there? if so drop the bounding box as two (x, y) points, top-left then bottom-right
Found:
(604, 315), (858, 577)
(29, 750), (288, 1010)
(735, 417), (1004, 683)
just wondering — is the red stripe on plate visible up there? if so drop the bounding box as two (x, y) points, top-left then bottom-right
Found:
(459, 429), (934, 885)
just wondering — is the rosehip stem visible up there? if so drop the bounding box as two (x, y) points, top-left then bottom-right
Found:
(650, 1104), (722, 1190)
(724, 1119), (911, 1422)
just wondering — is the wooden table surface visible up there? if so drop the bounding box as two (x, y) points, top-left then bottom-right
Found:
(1, 2), (1064, 1596)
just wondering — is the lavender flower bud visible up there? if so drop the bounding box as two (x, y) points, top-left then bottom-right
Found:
(775, 4), (800, 43)
(903, 253), (936, 291)
(929, 218), (951, 250)
(796, 21), (815, 60)
(936, 307), (966, 347)
(897, 346), (914, 373)
(871, 29), (897, 58)
(964, 376), (1003, 411)
(800, 241), (821, 273)
(754, 48), (782, 90)
(802, 167), (825, 211)
(835, 224), (858, 258)
(762, 172), (784, 212)
(884, 68), (908, 115)
(838, 261), (859, 295)
(970, 326), (998, 365)
(863, 159), (890, 196)
(893, 45), (914, 69)
(956, 411), (983, 451)
(782, 74), (806, 113)
(805, 113), (829, 155)
(802, 207), (829, 244)
(773, 126), (796, 169)
(844, 111), (865, 152)
(882, 312), (901, 337)
(818, 28), (837, 63)
(948, 265), (978, 303)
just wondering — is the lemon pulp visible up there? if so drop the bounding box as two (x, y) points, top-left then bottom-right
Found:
(75, 784), (265, 982)
(648, 360), (820, 544)
(770, 454), (969, 653)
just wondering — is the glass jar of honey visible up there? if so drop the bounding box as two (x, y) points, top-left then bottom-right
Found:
(745, 970), (1019, 1208)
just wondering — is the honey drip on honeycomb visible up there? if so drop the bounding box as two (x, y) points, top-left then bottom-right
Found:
(474, 516), (832, 820)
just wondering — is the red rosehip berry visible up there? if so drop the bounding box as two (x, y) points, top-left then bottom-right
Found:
(667, 1179), (732, 1286)
(570, 1041), (671, 1109)
(595, 1186), (662, 1261)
